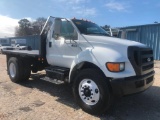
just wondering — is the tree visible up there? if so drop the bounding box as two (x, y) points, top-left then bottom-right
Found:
(15, 17), (47, 36)
(154, 21), (158, 23)
(15, 19), (32, 36)
(101, 25), (110, 31)
(32, 17), (47, 35)
(18, 19), (31, 28)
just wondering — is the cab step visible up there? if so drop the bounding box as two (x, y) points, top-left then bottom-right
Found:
(45, 66), (70, 81)
(40, 77), (64, 84)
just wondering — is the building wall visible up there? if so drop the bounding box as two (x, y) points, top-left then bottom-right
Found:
(118, 23), (160, 60)
(0, 38), (10, 46)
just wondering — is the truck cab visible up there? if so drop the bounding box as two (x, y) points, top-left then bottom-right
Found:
(3, 16), (155, 115)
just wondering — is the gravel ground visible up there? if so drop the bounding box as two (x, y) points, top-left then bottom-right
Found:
(0, 54), (160, 120)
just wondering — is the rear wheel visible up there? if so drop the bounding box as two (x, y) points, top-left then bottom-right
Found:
(73, 69), (112, 115)
(8, 57), (31, 83)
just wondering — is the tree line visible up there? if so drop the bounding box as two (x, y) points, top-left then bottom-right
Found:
(15, 17), (47, 37)
(15, 17), (111, 37)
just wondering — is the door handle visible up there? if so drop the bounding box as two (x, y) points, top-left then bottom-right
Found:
(49, 42), (52, 47)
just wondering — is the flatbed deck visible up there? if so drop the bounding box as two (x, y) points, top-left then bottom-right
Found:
(2, 50), (39, 57)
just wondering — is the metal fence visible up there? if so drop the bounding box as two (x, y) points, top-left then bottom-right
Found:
(118, 23), (160, 60)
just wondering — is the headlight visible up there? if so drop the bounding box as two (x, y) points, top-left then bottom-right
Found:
(106, 62), (125, 72)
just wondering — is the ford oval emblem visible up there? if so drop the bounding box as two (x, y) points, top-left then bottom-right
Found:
(147, 58), (151, 62)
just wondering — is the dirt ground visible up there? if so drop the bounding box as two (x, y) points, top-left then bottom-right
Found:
(0, 54), (160, 120)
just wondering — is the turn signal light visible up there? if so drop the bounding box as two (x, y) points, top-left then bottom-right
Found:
(106, 62), (125, 72)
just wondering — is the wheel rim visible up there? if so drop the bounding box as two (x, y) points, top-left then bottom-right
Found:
(9, 63), (16, 78)
(79, 79), (100, 105)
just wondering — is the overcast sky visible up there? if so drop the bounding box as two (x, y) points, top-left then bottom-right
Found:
(0, 0), (160, 37)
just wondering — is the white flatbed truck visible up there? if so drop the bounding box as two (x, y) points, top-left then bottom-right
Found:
(2, 16), (155, 114)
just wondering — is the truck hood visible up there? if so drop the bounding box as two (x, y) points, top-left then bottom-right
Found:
(83, 35), (145, 48)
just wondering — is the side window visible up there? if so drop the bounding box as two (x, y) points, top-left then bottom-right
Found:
(60, 21), (78, 40)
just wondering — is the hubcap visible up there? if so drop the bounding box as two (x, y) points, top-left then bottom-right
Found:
(9, 63), (16, 78)
(79, 79), (100, 105)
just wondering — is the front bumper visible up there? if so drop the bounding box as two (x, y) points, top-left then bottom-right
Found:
(110, 71), (155, 97)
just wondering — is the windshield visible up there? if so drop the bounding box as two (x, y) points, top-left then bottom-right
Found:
(72, 19), (110, 36)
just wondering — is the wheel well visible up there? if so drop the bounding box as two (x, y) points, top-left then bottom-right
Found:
(70, 62), (106, 83)
(70, 62), (113, 96)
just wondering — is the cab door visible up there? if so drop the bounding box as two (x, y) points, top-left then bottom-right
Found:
(46, 19), (81, 68)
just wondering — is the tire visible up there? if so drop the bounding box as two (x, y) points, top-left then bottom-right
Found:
(8, 57), (31, 83)
(73, 69), (112, 115)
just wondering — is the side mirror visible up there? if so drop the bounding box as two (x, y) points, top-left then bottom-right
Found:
(16, 44), (20, 47)
(72, 29), (78, 40)
(53, 18), (61, 40)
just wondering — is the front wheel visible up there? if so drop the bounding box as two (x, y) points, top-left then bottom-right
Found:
(73, 69), (112, 115)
